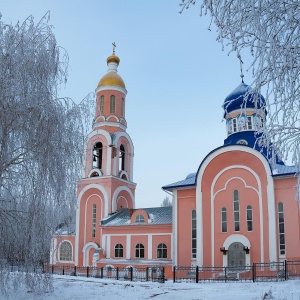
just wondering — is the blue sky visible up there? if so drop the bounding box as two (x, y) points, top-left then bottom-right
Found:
(1, 1), (248, 208)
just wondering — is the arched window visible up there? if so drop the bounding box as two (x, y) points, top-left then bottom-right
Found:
(110, 95), (115, 113)
(115, 244), (123, 258)
(221, 207), (227, 232)
(192, 210), (196, 258)
(247, 205), (253, 231)
(92, 204), (96, 238)
(135, 243), (144, 258)
(121, 98), (125, 117)
(278, 202), (285, 255)
(93, 142), (103, 170)
(99, 95), (104, 113)
(233, 190), (240, 231)
(119, 144), (126, 171)
(59, 241), (72, 261)
(135, 214), (145, 223)
(157, 243), (167, 259)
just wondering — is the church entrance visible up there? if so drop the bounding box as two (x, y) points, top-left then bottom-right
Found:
(227, 242), (245, 270)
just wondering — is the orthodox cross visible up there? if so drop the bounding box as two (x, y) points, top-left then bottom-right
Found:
(112, 42), (116, 55)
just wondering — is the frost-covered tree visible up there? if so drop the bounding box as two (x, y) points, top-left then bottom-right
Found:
(180, 0), (300, 167)
(0, 11), (92, 278)
(161, 196), (172, 207)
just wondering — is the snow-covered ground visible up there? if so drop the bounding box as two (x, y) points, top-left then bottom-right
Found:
(3, 275), (300, 300)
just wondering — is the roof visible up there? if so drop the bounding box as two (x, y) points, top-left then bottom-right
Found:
(223, 82), (266, 116)
(54, 223), (76, 235)
(97, 71), (126, 88)
(101, 207), (172, 227)
(162, 172), (196, 190)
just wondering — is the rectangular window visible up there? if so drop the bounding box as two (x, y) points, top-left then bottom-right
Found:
(221, 208), (227, 232)
(247, 116), (252, 130)
(121, 98), (125, 117)
(278, 202), (285, 255)
(233, 119), (237, 132)
(92, 204), (96, 238)
(110, 95), (115, 113)
(247, 205), (253, 231)
(100, 95), (104, 113)
(233, 190), (240, 231)
(192, 210), (196, 258)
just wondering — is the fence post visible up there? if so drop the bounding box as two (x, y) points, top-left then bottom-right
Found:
(196, 266), (199, 283)
(173, 266), (176, 283)
(284, 260), (287, 281)
(116, 267), (119, 280)
(252, 263), (255, 282)
(62, 266), (65, 275)
(52, 265), (54, 274)
(130, 267), (133, 281)
(101, 267), (103, 279)
(224, 266), (227, 283)
(161, 267), (165, 283)
(74, 266), (77, 276)
(146, 267), (149, 281)
(87, 266), (89, 278)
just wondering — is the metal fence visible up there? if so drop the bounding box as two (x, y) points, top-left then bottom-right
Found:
(4, 260), (300, 284)
(45, 265), (165, 283)
(173, 260), (300, 283)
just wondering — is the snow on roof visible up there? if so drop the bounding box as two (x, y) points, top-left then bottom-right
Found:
(55, 223), (76, 235)
(101, 207), (172, 227)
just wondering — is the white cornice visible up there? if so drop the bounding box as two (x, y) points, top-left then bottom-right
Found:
(95, 85), (127, 95)
(93, 121), (127, 131)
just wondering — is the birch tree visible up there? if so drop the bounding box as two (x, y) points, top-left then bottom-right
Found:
(180, 0), (300, 167)
(0, 11), (92, 290)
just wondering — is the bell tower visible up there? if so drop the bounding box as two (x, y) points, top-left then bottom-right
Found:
(75, 47), (136, 266)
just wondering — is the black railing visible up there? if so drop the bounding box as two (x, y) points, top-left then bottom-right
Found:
(44, 265), (165, 283)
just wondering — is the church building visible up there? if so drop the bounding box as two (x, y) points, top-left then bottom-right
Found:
(50, 49), (300, 274)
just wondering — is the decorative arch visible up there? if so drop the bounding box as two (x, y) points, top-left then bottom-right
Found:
(82, 242), (99, 266)
(84, 194), (103, 243)
(195, 145), (276, 267)
(210, 165), (262, 266)
(113, 131), (134, 181)
(85, 130), (112, 176)
(119, 170), (129, 181)
(88, 168), (103, 178)
(112, 186), (135, 212)
(75, 184), (109, 265)
(222, 234), (251, 266)
(116, 196), (128, 210)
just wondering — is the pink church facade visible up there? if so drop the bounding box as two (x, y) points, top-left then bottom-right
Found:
(50, 51), (300, 275)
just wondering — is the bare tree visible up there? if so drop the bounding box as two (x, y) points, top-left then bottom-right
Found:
(180, 0), (300, 167)
(0, 12), (93, 293)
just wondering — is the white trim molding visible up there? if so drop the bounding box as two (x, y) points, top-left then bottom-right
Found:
(112, 186), (135, 213)
(82, 242), (99, 266)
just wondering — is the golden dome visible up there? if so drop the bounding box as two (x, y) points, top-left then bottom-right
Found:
(107, 55), (120, 64)
(97, 71), (126, 88)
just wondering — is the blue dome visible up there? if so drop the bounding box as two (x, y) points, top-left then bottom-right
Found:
(223, 82), (266, 116)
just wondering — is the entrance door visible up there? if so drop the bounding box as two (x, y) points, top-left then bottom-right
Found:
(227, 242), (245, 270)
